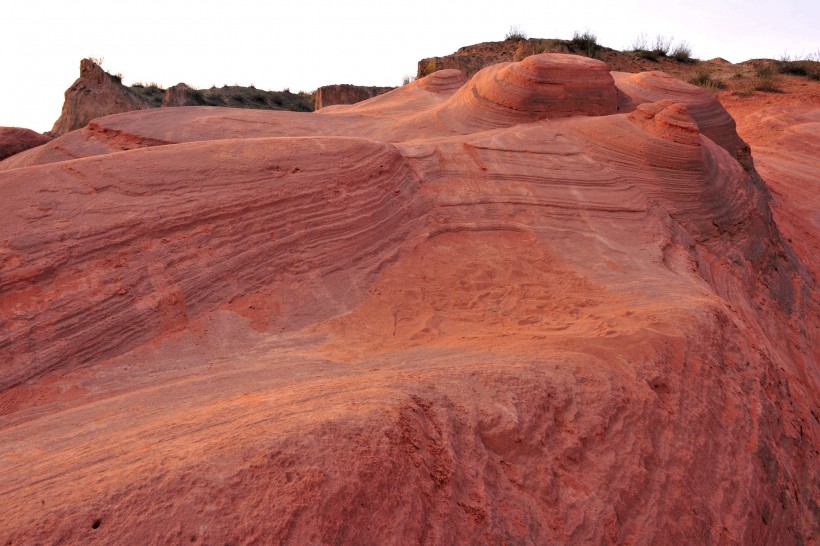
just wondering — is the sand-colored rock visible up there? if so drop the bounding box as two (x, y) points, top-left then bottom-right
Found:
(49, 59), (154, 136)
(0, 127), (50, 161)
(0, 53), (817, 545)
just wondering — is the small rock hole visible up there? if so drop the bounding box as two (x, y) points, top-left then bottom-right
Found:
(91, 519), (101, 529)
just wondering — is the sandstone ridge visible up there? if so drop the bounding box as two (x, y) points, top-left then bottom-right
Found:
(0, 53), (817, 545)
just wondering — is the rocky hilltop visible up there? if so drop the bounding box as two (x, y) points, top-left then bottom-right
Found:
(0, 51), (817, 545)
(47, 59), (314, 137)
(49, 58), (154, 136)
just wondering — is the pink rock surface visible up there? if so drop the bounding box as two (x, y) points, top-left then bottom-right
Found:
(0, 54), (817, 545)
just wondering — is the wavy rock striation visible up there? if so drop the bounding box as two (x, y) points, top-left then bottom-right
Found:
(0, 54), (817, 545)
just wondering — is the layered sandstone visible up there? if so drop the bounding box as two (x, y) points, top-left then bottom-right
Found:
(0, 54), (817, 545)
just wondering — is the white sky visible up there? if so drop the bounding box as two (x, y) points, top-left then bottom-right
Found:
(2, 0), (817, 133)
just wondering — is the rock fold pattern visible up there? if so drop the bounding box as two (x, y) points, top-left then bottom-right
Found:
(0, 54), (817, 545)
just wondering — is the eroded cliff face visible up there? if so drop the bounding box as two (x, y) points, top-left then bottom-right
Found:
(0, 54), (817, 545)
(44, 61), (316, 138)
(49, 59), (153, 137)
(314, 83), (395, 110)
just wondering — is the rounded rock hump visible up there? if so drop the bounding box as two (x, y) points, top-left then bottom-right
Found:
(485, 54), (617, 117)
(415, 68), (469, 94)
(613, 71), (748, 161)
(0, 127), (51, 161)
(434, 53), (617, 132)
(628, 99), (701, 146)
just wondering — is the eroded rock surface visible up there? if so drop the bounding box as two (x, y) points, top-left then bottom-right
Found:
(1, 54), (817, 545)
(0, 127), (50, 161)
(314, 83), (395, 110)
(49, 59), (153, 136)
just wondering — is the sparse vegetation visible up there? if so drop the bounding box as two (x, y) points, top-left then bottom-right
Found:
(505, 25), (527, 41)
(631, 33), (649, 52)
(671, 42), (693, 63)
(570, 30), (600, 58)
(421, 58), (438, 77)
(688, 70), (725, 91)
(128, 81), (313, 111)
(776, 52), (820, 80)
(130, 82), (166, 106)
(632, 34), (694, 63)
(402, 75), (412, 85)
(651, 35), (672, 57)
(753, 64), (781, 92)
(631, 34), (666, 61)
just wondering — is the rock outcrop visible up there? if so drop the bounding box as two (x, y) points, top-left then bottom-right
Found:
(417, 39), (575, 78)
(49, 59), (153, 136)
(314, 83), (395, 110)
(1, 54), (817, 545)
(0, 127), (50, 161)
(47, 62), (315, 137)
(161, 83), (209, 107)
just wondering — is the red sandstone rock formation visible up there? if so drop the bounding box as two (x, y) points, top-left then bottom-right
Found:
(0, 54), (817, 545)
(0, 127), (50, 161)
(49, 58), (153, 136)
(314, 83), (395, 110)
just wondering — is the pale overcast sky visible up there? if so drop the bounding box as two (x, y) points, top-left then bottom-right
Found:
(2, 0), (817, 132)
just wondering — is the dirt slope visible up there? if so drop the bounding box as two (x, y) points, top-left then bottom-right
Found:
(0, 54), (817, 545)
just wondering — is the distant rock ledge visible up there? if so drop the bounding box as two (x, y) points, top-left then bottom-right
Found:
(48, 59), (314, 137)
(314, 84), (395, 110)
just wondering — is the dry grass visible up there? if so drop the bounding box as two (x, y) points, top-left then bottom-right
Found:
(571, 30), (600, 59)
(753, 64), (781, 92)
(689, 70), (726, 91)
